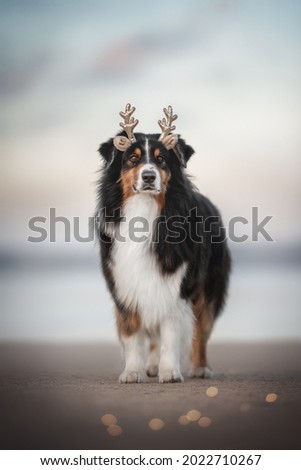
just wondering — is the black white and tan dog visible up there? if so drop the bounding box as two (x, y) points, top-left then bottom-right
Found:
(96, 104), (231, 383)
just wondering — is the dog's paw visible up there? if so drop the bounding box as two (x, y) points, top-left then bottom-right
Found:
(189, 366), (214, 379)
(147, 365), (159, 377)
(159, 369), (184, 383)
(119, 369), (147, 383)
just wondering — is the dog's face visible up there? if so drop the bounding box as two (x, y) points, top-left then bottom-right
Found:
(121, 136), (171, 197)
(99, 132), (194, 204)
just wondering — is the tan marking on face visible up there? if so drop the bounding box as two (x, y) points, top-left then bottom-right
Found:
(133, 148), (141, 158)
(121, 162), (143, 204)
(115, 308), (141, 337)
(154, 148), (161, 158)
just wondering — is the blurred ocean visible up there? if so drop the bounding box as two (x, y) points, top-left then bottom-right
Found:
(1, 258), (300, 342)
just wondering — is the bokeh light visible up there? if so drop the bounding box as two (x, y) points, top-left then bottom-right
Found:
(265, 393), (278, 403)
(101, 413), (118, 426)
(148, 418), (164, 431)
(178, 415), (191, 426)
(107, 424), (123, 437)
(198, 417), (212, 428)
(206, 386), (219, 397)
(187, 409), (202, 421)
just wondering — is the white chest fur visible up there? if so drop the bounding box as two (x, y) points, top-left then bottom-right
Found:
(111, 194), (187, 330)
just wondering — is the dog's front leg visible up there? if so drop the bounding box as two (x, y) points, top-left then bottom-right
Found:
(119, 328), (148, 383)
(159, 314), (183, 383)
(116, 310), (147, 383)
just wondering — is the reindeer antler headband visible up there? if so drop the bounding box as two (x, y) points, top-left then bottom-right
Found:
(113, 103), (180, 154)
(113, 103), (139, 151)
(158, 105), (178, 150)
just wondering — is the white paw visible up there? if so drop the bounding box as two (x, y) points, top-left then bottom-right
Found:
(119, 369), (147, 383)
(147, 365), (159, 377)
(189, 366), (214, 379)
(159, 369), (184, 383)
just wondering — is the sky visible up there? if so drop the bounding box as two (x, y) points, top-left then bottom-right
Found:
(1, 0), (300, 253)
(1, 0), (300, 341)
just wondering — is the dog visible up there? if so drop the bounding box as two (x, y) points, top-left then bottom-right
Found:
(95, 104), (231, 383)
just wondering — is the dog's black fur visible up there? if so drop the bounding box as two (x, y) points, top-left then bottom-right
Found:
(96, 132), (231, 320)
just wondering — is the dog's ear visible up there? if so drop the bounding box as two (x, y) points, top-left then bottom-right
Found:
(174, 137), (195, 168)
(98, 138), (117, 166)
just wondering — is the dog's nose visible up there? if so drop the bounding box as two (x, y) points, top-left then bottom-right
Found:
(142, 170), (156, 184)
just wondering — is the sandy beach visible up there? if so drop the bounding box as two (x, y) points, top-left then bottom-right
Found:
(1, 342), (301, 450)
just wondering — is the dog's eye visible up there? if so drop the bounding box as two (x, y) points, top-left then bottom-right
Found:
(156, 155), (165, 165)
(129, 154), (139, 164)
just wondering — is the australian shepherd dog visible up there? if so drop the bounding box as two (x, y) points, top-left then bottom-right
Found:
(95, 104), (231, 383)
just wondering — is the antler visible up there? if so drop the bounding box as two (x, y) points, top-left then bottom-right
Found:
(158, 105), (179, 151)
(158, 105), (178, 140)
(119, 103), (138, 143)
(113, 103), (139, 152)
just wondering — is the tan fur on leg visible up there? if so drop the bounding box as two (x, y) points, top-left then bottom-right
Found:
(115, 309), (141, 337)
(146, 341), (160, 377)
(190, 295), (214, 378)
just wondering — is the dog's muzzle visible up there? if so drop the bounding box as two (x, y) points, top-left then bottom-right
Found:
(134, 164), (161, 193)
(141, 169), (157, 190)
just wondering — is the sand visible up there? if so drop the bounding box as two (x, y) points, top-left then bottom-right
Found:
(1, 342), (301, 450)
